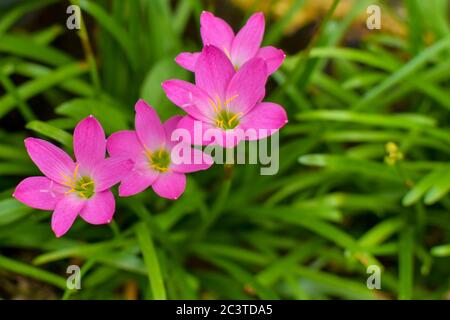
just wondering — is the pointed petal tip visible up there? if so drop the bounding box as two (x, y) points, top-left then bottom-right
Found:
(77, 114), (102, 128)
(200, 10), (213, 18)
(23, 137), (44, 151)
(244, 11), (265, 27)
(136, 98), (147, 105)
(53, 228), (64, 238)
(161, 80), (170, 89)
(24, 137), (36, 146)
(253, 12), (265, 19)
(135, 99), (150, 112)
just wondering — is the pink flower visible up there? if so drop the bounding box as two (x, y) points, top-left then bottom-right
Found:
(13, 116), (133, 237)
(163, 45), (288, 148)
(176, 11), (285, 75)
(107, 100), (213, 200)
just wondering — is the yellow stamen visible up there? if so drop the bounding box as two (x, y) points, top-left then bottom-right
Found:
(215, 119), (224, 128)
(223, 47), (232, 60)
(60, 172), (75, 188)
(73, 164), (80, 180)
(227, 112), (243, 127)
(80, 181), (94, 190)
(78, 191), (88, 199)
(208, 97), (221, 113)
(224, 94), (239, 108)
(143, 146), (153, 159)
(65, 188), (75, 195)
(150, 164), (169, 173)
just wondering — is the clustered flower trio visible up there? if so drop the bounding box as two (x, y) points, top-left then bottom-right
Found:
(13, 12), (288, 237)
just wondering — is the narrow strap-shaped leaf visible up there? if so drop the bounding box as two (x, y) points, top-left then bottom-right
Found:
(135, 222), (167, 300)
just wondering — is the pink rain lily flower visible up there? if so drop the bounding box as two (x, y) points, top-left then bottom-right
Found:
(176, 11), (285, 75)
(13, 116), (133, 237)
(163, 45), (288, 148)
(107, 100), (213, 200)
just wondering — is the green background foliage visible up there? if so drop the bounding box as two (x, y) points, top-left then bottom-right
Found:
(0, 0), (449, 299)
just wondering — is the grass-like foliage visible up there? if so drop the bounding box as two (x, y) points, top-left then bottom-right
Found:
(0, 0), (449, 299)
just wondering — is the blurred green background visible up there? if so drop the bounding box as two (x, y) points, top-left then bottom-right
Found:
(0, 0), (449, 300)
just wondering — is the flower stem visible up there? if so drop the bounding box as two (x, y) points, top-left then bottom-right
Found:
(70, 0), (101, 97)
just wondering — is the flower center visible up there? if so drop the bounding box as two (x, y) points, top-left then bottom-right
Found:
(215, 110), (242, 130)
(65, 176), (95, 199)
(146, 148), (171, 173)
(207, 95), (241, 130)
(74, 176), (95, 199)
(62, 165), (95, 199)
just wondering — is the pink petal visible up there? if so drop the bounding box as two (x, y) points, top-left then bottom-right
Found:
(231, 12), (265, 68)
(118, 168), (158, 197)
(162, 80), (214, 122)
(164, 115), (183, 148)
(176, 116), (215, 146)
(226, 58), (268, 115)
(13, 177), (66, 210)
(175, 52), (200, 72)
(200, 11), (234, 53)
(74, 116), (106, 172)
(170, 147), (213, 173)
(256, 46), (286, 74)
(195, 45), (235, 102)
(176, 116), (242, 148)
(92, 157), (133, 192)
(152, 171), (186, 200)
(106, 130), (142, 159)
(239, 102), (288, 140)
(24, 138), (76, 185)
(135, 99), (165, 150)
(51, 195), (85, 237)
(208, 129), (244, 148)
(79, 190), (115, 225)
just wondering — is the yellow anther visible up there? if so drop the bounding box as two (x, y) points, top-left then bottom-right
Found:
(80, 181), (94, 190)
(216, 119), (224, 128)
(78, 191), (88, 199)
(151, 164), (169, 173)
(227, 112), (242, 127)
